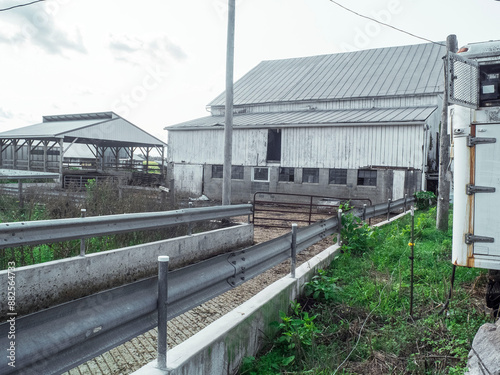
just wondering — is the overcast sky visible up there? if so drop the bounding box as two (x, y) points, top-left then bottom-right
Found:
(0, 0), (498, 141)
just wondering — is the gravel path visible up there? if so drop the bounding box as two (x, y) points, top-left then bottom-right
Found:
(65, 226), (334, 375)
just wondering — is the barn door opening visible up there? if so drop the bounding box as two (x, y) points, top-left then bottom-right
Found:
(266, 129), (281, 162)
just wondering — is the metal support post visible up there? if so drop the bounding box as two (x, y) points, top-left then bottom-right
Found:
(187, 202), (193, 236)
(169, 179), (175, 208)
(409, 207), (415, 317)
(308, 196), (313, 225)
(157, 256), (169, 370)
(291, 224), (297, 278)
(80, 209), (87, 256)
(337, 209), (343, 246)
(387, 199), (392, 222)
(247, 201), (252, 223)
(18, 179), (23, 209)
(404, 194), (408, 213)
(362, 204), (367, 222)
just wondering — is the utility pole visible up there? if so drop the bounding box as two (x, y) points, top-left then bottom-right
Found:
(222, 0), (235, 206)
(436, 34), (458, 231)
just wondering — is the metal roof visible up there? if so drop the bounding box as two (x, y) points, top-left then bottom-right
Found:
(0, 112), (166, 148)
(0, 169), (59, 180)
(167, 106), (437, 130)
(209, 42), (445, 107)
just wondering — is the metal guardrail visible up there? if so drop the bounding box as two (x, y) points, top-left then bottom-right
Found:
(0, 197), (413, 375)
(0, 204), (252, 250)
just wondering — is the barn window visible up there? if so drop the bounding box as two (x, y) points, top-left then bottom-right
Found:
(279, 167), (294, 182)
(232, 165), (244, 180)
(266, 129), (281, 162)
(302, 168), (319, 183)
(252, 167), (269, 182)
(329, 169), (347, 185)
(212, 165), (223, 178)
(357, 170), (377, 186)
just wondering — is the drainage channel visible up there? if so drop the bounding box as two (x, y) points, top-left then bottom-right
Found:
(65, 233), (332, 375)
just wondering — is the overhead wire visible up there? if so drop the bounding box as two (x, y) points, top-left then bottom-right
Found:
(0, 0), (45, 12)
(328, 0), (446, 47)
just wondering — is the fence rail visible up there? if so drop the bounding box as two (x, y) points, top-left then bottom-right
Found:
(0, 204), (252, 250)
(252, 191), (373, 228)
(0, 196), (413, 375)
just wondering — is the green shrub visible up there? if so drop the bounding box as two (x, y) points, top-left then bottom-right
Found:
(336, 213), (377, 256)
(414, 190), (437, 210)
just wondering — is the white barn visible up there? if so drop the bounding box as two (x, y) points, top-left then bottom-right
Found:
(166, 42), (445, 204)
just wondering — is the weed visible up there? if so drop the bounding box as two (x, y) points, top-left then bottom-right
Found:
(336, 213), (377, 256)
(305, 269), (342, 302)
(239, 207), (490, 374)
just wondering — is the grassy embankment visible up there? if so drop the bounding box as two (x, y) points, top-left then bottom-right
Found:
(240, 206), (491, 375)
(0, 180), (195, 269)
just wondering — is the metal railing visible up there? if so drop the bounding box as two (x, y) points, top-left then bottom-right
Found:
(0, 204), (252, 250)
(0, 197), (413, 375)
(252, 191), (373, 228)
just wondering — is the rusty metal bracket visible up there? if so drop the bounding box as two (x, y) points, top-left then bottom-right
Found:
(466, 184), (496, 195)
(467, 136), (496, 147)
(465, 234), (495, 244)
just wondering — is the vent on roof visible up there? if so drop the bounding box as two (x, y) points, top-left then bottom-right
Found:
(43, 112), (114, 122)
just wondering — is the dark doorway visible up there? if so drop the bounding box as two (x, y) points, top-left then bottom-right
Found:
(267, 129), (281, 162)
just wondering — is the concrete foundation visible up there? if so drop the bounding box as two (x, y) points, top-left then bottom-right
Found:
(0, 224), (253, 318)
(192, 164), (421, 205)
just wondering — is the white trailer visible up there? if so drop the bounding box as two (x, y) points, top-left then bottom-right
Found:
(451, 40), (500, 271)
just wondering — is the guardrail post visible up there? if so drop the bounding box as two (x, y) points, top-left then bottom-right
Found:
(362, 204), (367, 222)
(80, 209), (87, 256)
(157, 255), (169, 370)
(18, 179), (23, 208)
(337, 209), (343, 246)
(187, 202), (193, 236)
(248, 201), (252, 223)
(291, 223), (297, 278)
(387, 199), (392, 222)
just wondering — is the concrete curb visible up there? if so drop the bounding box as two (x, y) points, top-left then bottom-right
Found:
(133, 243), (341, 375)
(0, 224), (253, 318)
(132, 210), (411, 375)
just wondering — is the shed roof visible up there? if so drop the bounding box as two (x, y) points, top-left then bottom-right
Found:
(0, 112), (166, 148)
(167, 106), (437, 130)
(209, 42), (445, 107)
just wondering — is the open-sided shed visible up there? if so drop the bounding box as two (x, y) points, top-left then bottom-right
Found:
(0, 112), (166, 185)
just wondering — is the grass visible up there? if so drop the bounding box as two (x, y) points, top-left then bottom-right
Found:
(239, 207), (491, 375)
(0, 181), (216, 269)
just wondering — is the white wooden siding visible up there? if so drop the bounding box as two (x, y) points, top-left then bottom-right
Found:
(173, 164), (203, 195)
(169, 129), (267, 165)
(281, 125), (424, 169)
(211, 95), (440, 116)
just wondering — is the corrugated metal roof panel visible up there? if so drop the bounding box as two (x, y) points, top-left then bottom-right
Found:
(167, 106), (437, 130)
(0, 112), (166, 147)
(209, 42), (445, 107)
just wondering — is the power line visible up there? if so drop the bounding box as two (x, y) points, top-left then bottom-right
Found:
(0, 0), (45, 12)
(328, 0), (446, 47)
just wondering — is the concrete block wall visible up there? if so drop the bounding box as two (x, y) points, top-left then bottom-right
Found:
(0, 224), (253, 318)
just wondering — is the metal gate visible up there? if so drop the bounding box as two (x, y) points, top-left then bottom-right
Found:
(252, 191), (372, 228)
